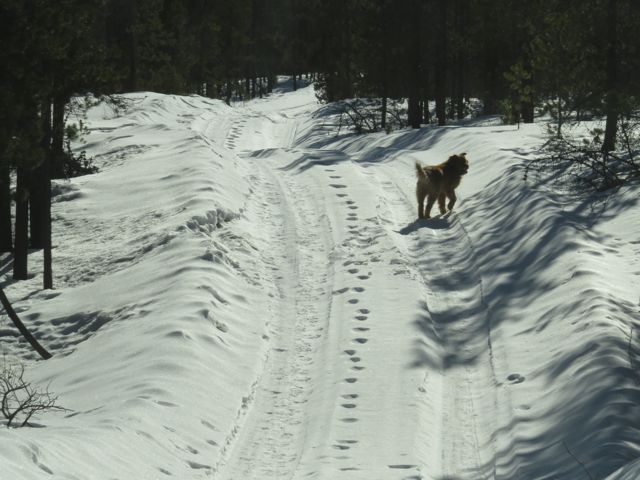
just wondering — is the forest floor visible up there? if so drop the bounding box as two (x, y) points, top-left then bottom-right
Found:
(1, 78), (640, 480)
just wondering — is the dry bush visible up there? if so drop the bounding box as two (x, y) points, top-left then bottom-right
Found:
(0, 359), (66, 427)
(526, 116), (640, 192)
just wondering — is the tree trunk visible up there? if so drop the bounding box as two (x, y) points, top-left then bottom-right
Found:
(0, 287), (51, 359)
(126, 0), (139, 92)
(602, 0), (619, 153)
(423, 100), (431, 124)
(0, 153), (11, 253)
(381, 95), (387, 131)
(225, 79), (232, 105)
(435, 0), (448, 126)
(408, 97), (421, 129)
(267, 74), (274, 93)
(42, 153), (53, 290)
(30, 101), (52, 249)
(29, 165), (45, 249)
(407, 0), (423, 129)
(521, 98), (534, 123)
(50, 95), (66, 179)
(13, 166), (29, 280)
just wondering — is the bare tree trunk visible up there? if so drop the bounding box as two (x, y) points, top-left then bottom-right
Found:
(30, 101), (51, 249)
(602, 0), (619, 153)
(381, 95), (387, 131)
(435, 0), (448, 126)
(41, 113), (53, 290)
(0, 149), (11, 253)
(453, 0), (466, 120)
(0, 287), (51, 359)
(407, 0), (423, 129)
(42, 166), (53, 289)
(13, 166), (28, 280)
(126, 0), (139, 92)
(50, 95), (67, 179)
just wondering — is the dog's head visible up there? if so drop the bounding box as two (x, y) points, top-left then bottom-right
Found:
(448, 152), (469, 175)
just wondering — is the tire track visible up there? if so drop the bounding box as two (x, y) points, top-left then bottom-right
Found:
(366, 164), (500, 479)
(215, 156), (335, 480)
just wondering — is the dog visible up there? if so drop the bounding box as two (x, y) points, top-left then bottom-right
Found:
(415, 153), (469, 219)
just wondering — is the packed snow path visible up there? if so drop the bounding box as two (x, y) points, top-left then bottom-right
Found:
(4, 83), (639, 480)
(207, 92), (502, 480)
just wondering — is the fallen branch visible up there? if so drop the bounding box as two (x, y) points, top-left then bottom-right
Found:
(0, 287), (52, 360)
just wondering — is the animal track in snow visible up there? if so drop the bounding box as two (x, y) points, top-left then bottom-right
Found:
(330, 184), (347, 189)
(507, 373), (525, 384)
(352, 287), (365, 292)
(341, 403), (357, 409)
(342, 393), (358, 399)
(358, 308), (370, 314)
(344, 378), (358, 383)
(336, 193), (348, 198)
(355, 315), (368, 321)
(352, 338), (368, 344)
(347, 298), (359, 304)
(348, 268), (359, 274)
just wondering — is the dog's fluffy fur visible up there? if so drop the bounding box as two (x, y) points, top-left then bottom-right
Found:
(415, 153), (469, 219)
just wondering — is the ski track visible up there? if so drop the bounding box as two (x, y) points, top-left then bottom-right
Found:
(370, 165), (504, 479)
(204, 97), (508, 480)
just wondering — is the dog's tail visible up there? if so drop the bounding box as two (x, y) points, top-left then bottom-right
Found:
(415, 161), (427, 180)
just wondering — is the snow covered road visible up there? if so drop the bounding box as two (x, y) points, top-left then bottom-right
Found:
(209, 91), (502, 479)
(2, 81), (639, 480)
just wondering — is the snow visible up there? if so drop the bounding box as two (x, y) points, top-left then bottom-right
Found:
(1, 78), (639, 479)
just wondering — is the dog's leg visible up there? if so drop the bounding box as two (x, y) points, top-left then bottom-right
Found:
(417, 189), (426, 219)
(438, 193), (447, 215)
(425, 194), (437, 218)
(447, 190), (457, 211)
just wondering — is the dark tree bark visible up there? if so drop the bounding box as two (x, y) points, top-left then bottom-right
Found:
(50, 95), (67, 179)
(602, 0), (619, 153)
(30, 101), (51, 249)
(435, 0), (448, 126)
(407, 0), (423, 129)
(380, 94), (387, 131)
(408, 97), (422, 128)
(0, 155), (11, 253)
(453, 0), (466, 120)
(28, 166), (45, 249)
(13, 166), (29, 280)
(0, 287), (51, 359)
(42, 152), (53, 290)
(126, 0), (139, 92)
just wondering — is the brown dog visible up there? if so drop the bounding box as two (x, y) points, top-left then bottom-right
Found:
(415, 153), (469, 219)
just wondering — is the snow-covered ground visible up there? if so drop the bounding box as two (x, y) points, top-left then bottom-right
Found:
(1, 79), (639, 480)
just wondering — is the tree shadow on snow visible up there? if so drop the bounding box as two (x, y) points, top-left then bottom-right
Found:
(408, 157), (640, 479)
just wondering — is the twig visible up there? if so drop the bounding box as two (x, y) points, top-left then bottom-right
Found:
(562, 441), (594, 480)
(629, 327), (640, 385)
